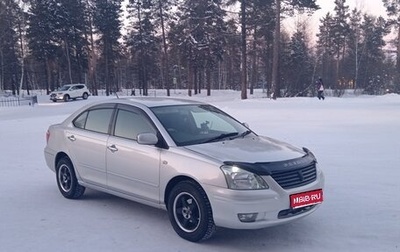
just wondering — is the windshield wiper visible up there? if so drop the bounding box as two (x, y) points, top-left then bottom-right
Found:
(230, 130), (252, 140)
(240, 130), (252, 138)
(203, 132), (239, 143)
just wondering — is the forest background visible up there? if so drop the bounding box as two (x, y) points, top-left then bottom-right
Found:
(1, 0), (400, 99)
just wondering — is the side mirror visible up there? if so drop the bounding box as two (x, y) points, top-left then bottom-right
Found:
(137, 133), (158, 145)
(242, 122), (250, 128)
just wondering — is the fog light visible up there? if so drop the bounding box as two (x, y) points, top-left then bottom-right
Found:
(238, 213), (258, 223)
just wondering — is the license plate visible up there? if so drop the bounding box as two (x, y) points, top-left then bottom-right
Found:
(290, 189), (323, 209)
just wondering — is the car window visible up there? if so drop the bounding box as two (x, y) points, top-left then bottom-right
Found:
(84, 108), (114, 134)
(191, 110), (236, 132)
(152, 105), (249, 146)
(114, 109), (155, 140)
(73, 111), (88, 129)
(59, 85), (70, 91)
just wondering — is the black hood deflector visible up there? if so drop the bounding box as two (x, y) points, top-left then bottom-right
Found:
(223, 148), (317, 176)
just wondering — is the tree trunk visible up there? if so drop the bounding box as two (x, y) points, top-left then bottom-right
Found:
(105, 40), (110, 96)
(188, 60), (193, 96)
(65, 38), (73, 84)
(45, 56), (51, 94)
(240, 0), (247, 99)
(86, 0), (97, 95)
(397, 26), (400, 76)
(0, 49), (4, 91)
(158, 0), (170, 96)
(250, 25), (258, 95)
(271, 0), (281, 99)
(206, 67), (211, 96)
(17, 17), (25, 95)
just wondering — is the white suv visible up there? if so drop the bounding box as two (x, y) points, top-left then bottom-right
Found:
(50, 84), (90, 102)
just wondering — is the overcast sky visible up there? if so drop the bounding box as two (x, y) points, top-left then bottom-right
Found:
(315, 0), (386, 19)
(283, 0), (389, 45)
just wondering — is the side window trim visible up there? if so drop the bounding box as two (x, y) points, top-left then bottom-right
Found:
(72, 103), (117, 134)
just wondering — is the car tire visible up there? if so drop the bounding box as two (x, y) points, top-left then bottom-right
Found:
(82, 93), (88, 100)
(52, 99), (57, 102)
(63, 94), (70, 102)
(167, 180), (216, 242)
(56, 157), (85, 199)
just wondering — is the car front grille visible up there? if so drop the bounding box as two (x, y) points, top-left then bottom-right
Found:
(270, 163), (317, 189)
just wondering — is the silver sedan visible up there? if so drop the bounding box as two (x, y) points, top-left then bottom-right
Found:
(44, 97), (324, 242)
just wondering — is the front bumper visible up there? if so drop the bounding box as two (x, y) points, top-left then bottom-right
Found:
(204, 169), (324, 229)
(50, 93), (64, 101)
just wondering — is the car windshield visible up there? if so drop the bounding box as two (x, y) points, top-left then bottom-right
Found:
(59, 85), (71, 91)
(151, 104), (251, 146)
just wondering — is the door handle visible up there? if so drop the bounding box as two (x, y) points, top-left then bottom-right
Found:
(107, 144), (118, 153)
(67, 135), (76, 141)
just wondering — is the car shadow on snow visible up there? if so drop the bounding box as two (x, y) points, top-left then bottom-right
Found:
(78, 188), (170, 221)
(72, 189), (319, 249)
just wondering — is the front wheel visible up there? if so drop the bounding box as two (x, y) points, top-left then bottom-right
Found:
(167, 181), (215, 242)
(63, 94), (70, 102)
(56, 157), (85, 199)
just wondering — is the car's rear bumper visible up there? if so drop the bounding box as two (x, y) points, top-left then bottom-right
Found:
(204, 170), (324, 229)
(44, 147), (56, 172)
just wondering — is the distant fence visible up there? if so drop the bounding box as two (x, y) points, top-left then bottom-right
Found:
(0, 95), (38, 107)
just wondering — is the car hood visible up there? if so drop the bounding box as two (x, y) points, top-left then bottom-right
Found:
(184, 135), (305, 163)
(50, 91), (66, 94)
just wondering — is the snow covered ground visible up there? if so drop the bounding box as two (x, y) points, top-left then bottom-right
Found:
(0, 90), (399, 251)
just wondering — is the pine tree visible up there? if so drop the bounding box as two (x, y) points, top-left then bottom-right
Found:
(271, 0), (319, 99)
(247, 0), (274, 95)
(54, 0), (89, 84)
(331, 0), (350, 92)
(177, 0), (227, 96)
(0, 0), (20, 94)
(153, 0), (178, 96)
(317, 12), (335, 89)
(27, 0), (60, 93)
(359, 15), (389, 94)
(225, 0), (250, 99)
(284, 23), (313, 96)
(383, 0), (400, 92)
(93, 0), (122, 96)
(345, 8), (362, 89)
(126, 0), (160, 96)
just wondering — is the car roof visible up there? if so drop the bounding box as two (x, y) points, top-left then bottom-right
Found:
(62, 84), (86, 87)
(91, 97), (205, 108)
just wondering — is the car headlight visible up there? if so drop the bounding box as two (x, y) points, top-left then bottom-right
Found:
(221, 165), (269, 190)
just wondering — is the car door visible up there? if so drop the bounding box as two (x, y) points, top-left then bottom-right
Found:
(70, 85), (80, 98)
(65, 105), (115, 187)
(106, 105), (161, 204)
(74, 85), (84, 98)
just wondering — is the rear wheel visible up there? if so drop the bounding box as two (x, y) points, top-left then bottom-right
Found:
(82, 92), (88, 100)
(167, 181), (215, 242)
(56, 157), (85, 199)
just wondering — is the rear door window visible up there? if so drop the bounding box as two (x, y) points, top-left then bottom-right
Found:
(73, 108), (114, 134)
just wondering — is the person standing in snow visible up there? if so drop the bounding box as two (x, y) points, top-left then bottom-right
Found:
(317, 78), (325, 100)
